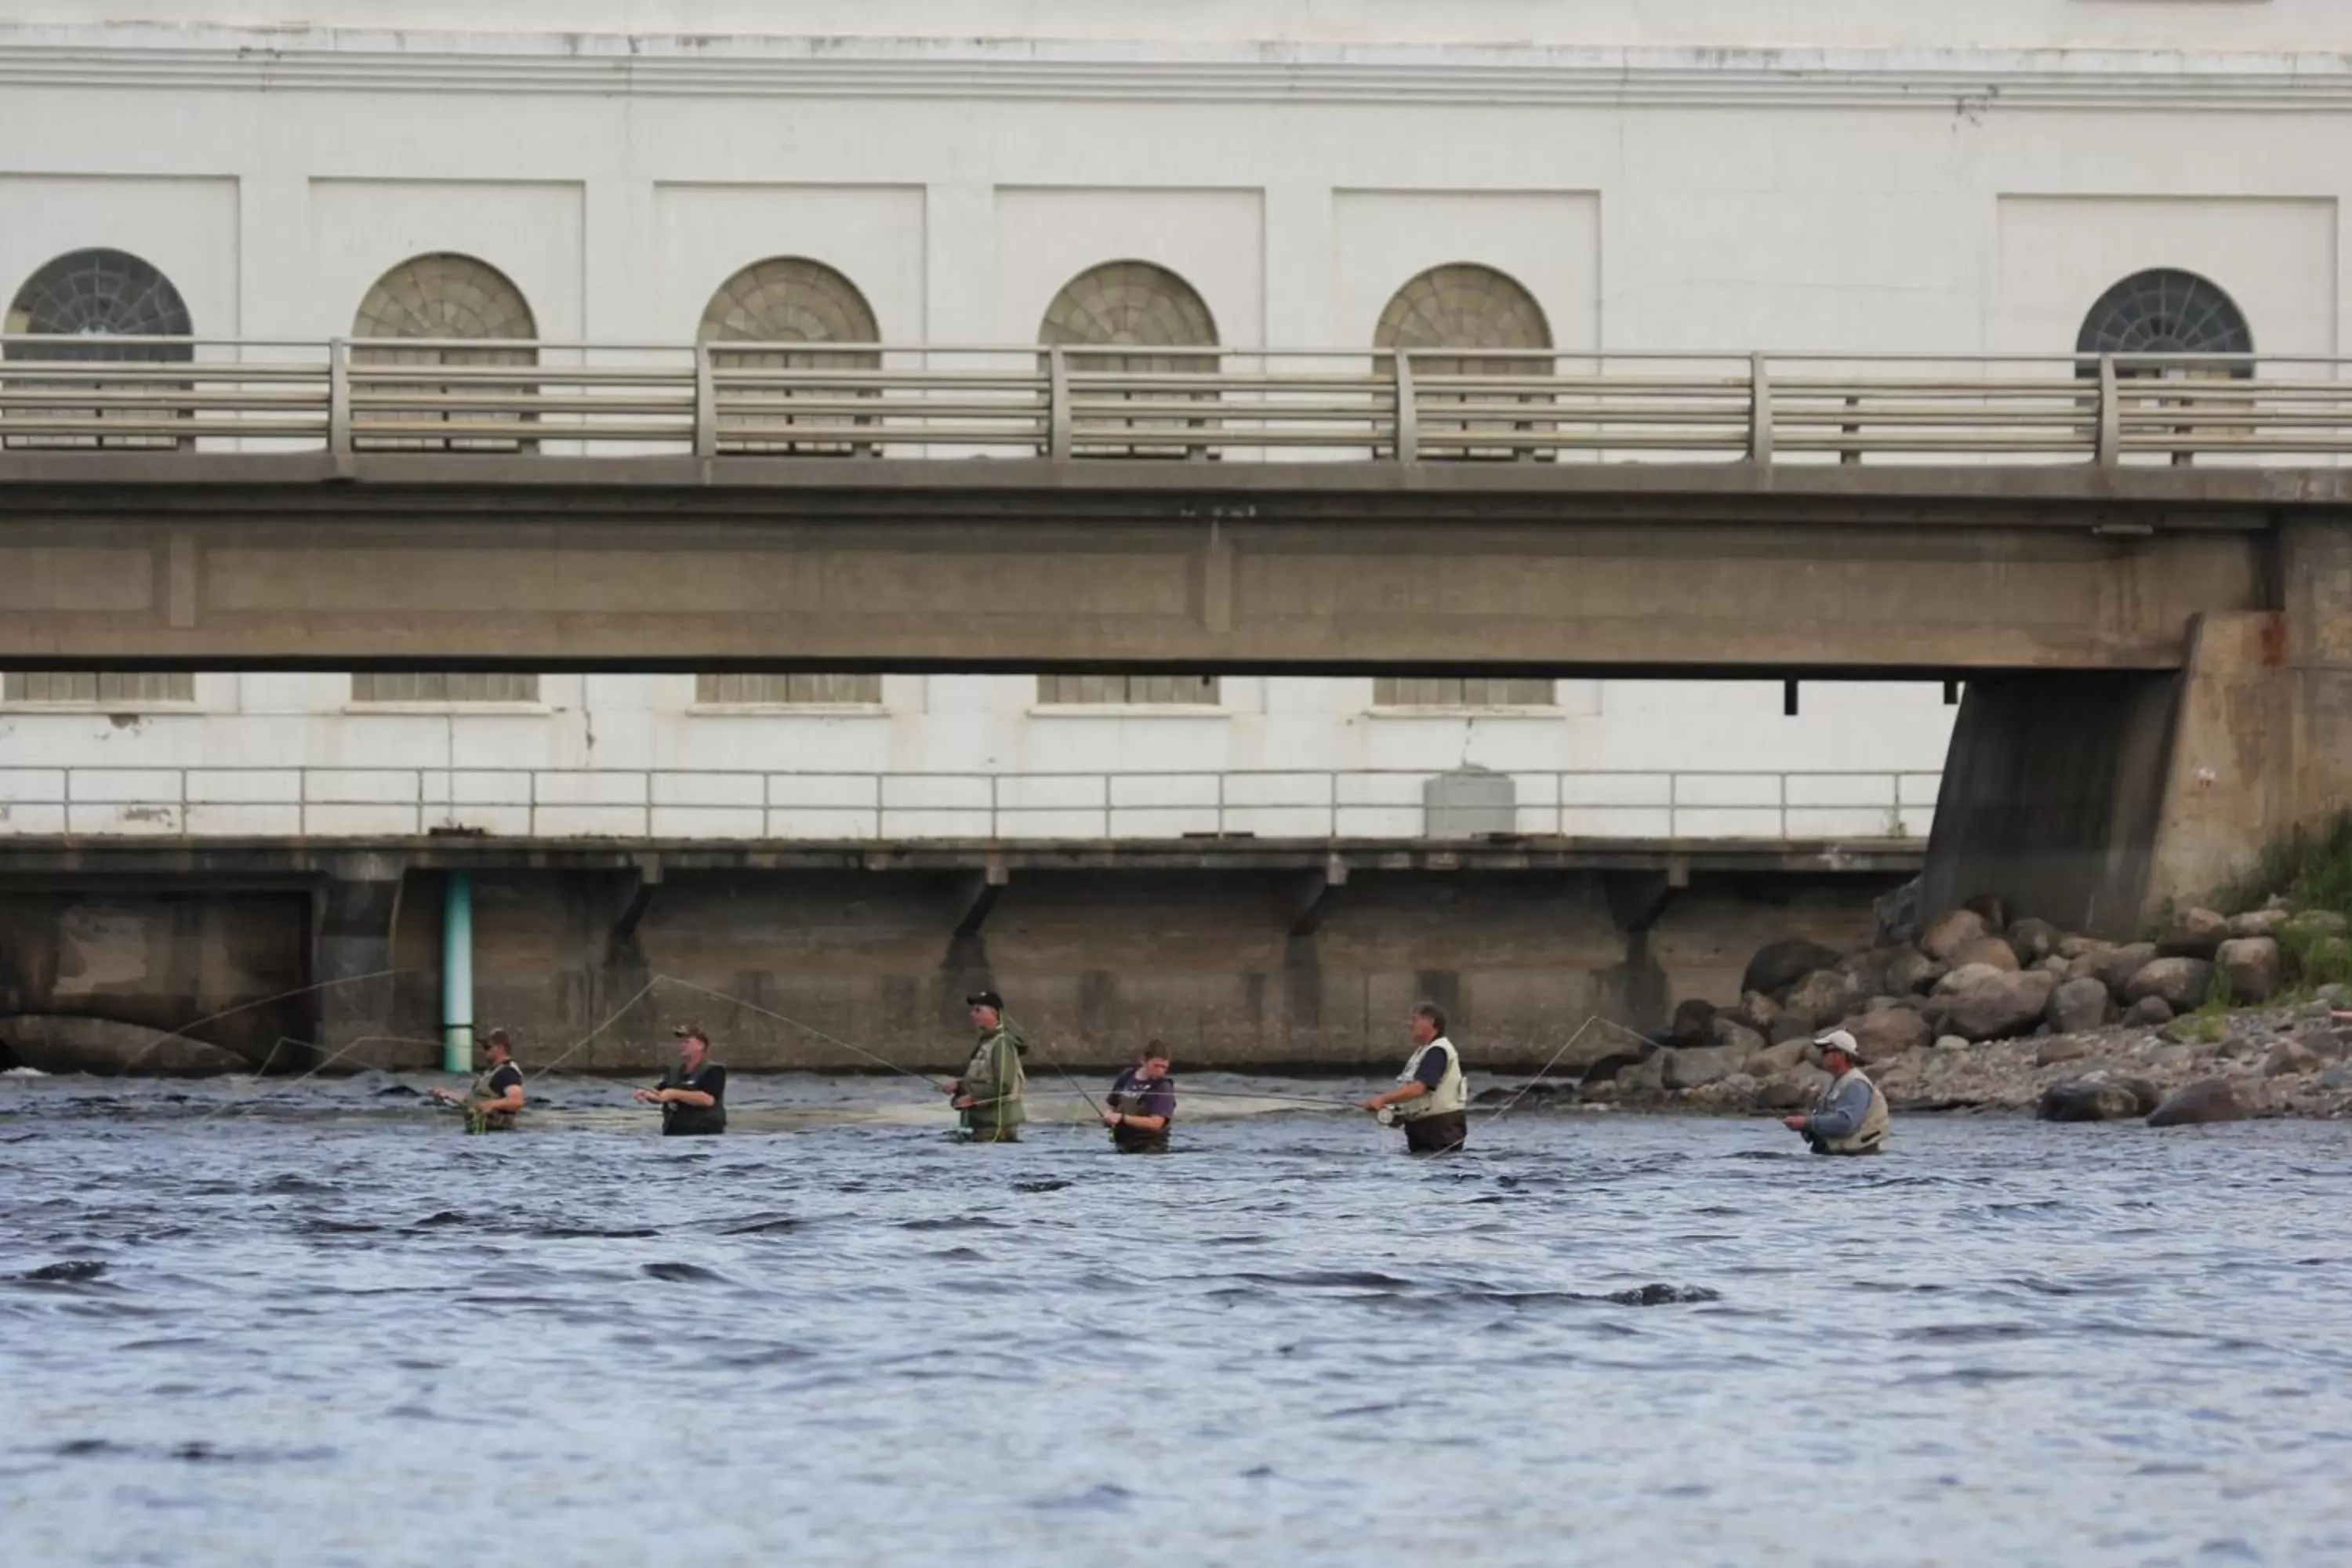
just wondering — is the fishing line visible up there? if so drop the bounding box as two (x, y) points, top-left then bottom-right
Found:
(653, 974), (953, 1091)
(1482, 1014), (1655, 1125)
(109, 967), (419, 1078)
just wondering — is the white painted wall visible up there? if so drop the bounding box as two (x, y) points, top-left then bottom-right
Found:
(0, 6), (2343, 840)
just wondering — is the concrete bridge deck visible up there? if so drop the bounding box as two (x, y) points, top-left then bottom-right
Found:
(2, 340), (2346, 673)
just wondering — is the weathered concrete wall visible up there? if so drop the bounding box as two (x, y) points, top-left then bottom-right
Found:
(352, 865), (1896, 1074)
(0, 888), (310, 1069)
(1920, 670), (2180, 937)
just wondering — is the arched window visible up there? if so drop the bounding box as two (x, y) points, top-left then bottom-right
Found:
(1374, 263), (1551, 373)
(1039, 261), (1219, 456)
(2077, 269), (2252, 361)
(2078, 270), (2252, 466)
(350, 253), (537, 452)
(698, 257), (880, 457)
(1374, 263), (1553, 459)
(6, 248), (193, 354)
(5, 249), (194, 451)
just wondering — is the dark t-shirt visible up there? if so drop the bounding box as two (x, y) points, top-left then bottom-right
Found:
(1412, 1046), (1450, 1091)
(659, 1062), (728, 1136)
(1109, 1068), (1176, 1123)
(486, 1063), (524, 1097)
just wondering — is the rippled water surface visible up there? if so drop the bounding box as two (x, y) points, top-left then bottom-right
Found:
(4, 1073), (2350, 1566)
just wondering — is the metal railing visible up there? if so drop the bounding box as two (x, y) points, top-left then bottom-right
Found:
(0, 338), (2343, 466)
(0, 765), (1940, 842)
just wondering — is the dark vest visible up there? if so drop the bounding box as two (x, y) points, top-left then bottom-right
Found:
(660, 1062), (727, 1136)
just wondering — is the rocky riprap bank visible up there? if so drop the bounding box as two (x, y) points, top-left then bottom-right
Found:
(1545, 891), (2352, 1124)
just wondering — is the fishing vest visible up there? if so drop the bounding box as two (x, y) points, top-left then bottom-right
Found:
(468, 1062), (521, 1131)
(660, 1062), (726, 1136)
(961, 1027), (1027, 1129)
(1397, 1037), (1467, 1120)
(1813, 1067), (1890, 1155)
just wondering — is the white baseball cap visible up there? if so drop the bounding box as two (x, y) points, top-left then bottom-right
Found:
(1813, 1029), (1860, 1057)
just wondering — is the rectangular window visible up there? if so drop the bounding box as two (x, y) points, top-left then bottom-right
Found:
(1036, 674), (1221, 706)
(1374, 677), (1556, 708)
(694, 673), (884, 706)
(350, 673), (540, 704)
(2, 671), (194, 704)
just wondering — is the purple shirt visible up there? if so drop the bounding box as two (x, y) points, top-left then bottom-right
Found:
(1109, 1068), (1176, 1123)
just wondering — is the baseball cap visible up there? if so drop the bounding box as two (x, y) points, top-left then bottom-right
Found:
(965, 990), (1004, 1011)
(672, 1022), (709, 1044)
(1813, 1029), (1859, 1056)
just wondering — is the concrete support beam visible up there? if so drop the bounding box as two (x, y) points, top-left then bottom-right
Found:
(313, 860), (405, 1073)
(1920, 670), (2179, 936)
(953, 859), (1010, 938)
(0, 459), (2290, 674)
(1287, 855), (1349, 936)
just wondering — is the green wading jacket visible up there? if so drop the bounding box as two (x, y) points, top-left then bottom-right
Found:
(960, 1022), (1028, 1134)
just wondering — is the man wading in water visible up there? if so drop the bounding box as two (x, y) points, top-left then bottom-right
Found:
(634, 1023), (728, 1136)
(1358, 1002), (1468, 1154)
(1102, 1042), (1176, 1153)
(1784, 1029), (1889, 1156)
(430, 1027), (524, 1132)
(948, 989), (1026, 1144)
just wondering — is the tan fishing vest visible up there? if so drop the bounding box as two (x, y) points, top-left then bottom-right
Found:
(469, 1062), (520, 1131)
(1398, 1037), (1467, 1120)
(1816, 1067), (1890, 1154)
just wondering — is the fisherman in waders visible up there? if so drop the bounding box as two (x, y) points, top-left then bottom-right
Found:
(948, 989), (1025, 1144)
(430, 1027), (524, 1131)
(633, 1023), (727, 1136)
(1102, 1042), (1176, 1153)
(1784, 1029), (1889, 1155)
(1357, 1002), (1468, 1154)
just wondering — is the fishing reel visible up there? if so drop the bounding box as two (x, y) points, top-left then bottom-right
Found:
(1375, 1105), (1398, 1127)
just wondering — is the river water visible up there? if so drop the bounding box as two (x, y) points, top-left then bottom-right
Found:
(3, 1070), (2350, 1566)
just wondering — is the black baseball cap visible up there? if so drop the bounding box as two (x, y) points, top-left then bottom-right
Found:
(965, 990), (1004, 1011)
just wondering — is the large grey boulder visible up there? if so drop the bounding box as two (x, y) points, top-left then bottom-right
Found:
(1945, 969), (2059, 1042)
(1886, 949), (1947, 996)
(2147, 1077), (2252, 1127)
(1758, 1065), (1831, 1111)
(1662, 1045), (1744, 1091)
(1740, 938), (1846, 1000)
(2006, 918), (2064, 964)
(2056, 934), (2111, 961)
(2157, 906), (2230, 960)
(1950, 936), (2022, 973)
(1935, 961), (2009, 996)
(2125, 957), (2215, 1011)
(2039, 1073), (2160, 1123)
(1744, 1036), (1811, 1077)
(2216, 937), (2282, 1004)
(1740, 990), (1782, 1032)
(1846, 1006), (1933, 1059)
(1665, 998), (1718, 1045)
(2227, 909), (2292, 941)
(2048, 976), (2113, 1036)
(1872, 877), (1923, 947)
(2125, 995), (2175, 1028)
(1919, 908), (1991, 964)
(1616, 1050), (1668, 1094)
(1709, 1017), (1768, 1059)
(2095, 942), (2161, 1001)
(1781, 969), (1864, 1030)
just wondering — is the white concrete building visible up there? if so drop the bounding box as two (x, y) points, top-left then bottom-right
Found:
(4, 0), (2347, 843)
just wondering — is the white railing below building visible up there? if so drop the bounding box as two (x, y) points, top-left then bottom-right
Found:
(1, 339), (2346, 466)
(0, 767), (1940, 843)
